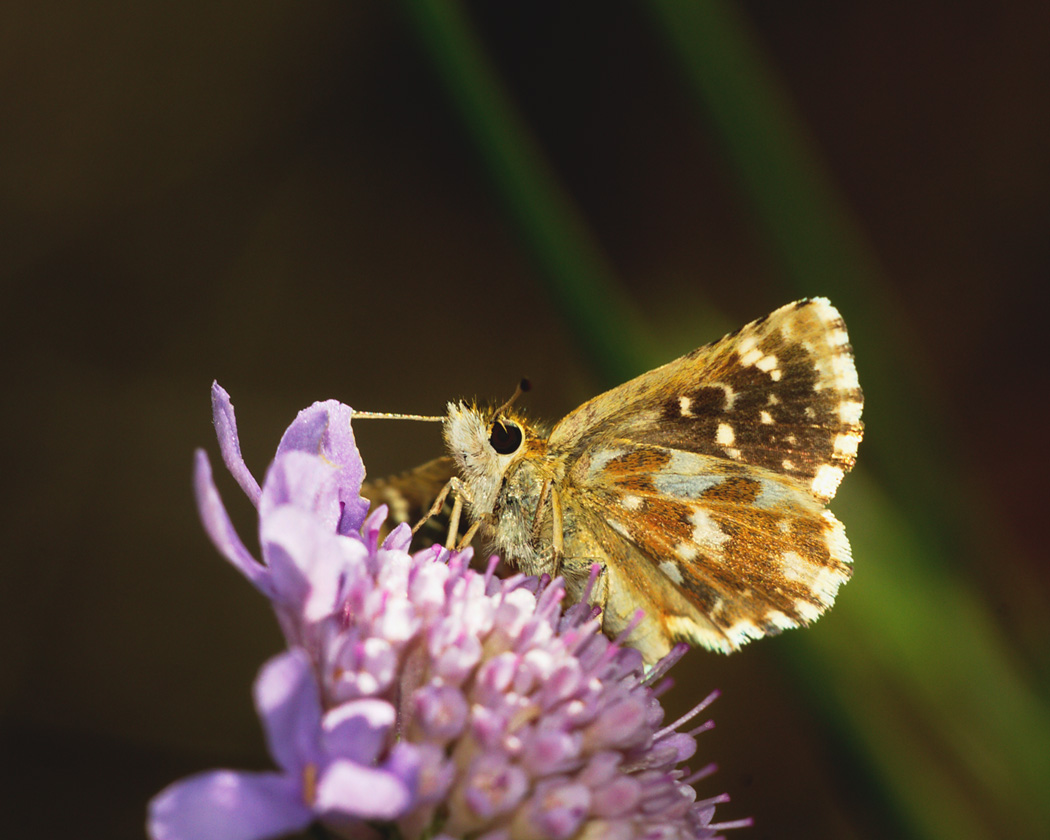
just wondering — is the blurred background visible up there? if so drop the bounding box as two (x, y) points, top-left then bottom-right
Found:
(2, 2), (1048, 838)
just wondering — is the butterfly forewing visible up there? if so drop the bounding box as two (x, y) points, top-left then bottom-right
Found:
(551, 298), (863, 503)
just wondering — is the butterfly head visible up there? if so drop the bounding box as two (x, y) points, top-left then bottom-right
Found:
(444, 401), (543, 513)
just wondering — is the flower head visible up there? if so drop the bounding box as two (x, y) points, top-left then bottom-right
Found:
(148, 384), (749, 840)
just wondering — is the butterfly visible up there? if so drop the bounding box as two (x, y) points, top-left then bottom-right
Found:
(362, 298), (863, 664)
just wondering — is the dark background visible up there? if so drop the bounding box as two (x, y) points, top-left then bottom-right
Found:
(2, 3), (1048, 838)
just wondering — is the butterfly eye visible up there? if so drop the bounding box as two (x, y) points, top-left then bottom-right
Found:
(488, 419), (523, 455)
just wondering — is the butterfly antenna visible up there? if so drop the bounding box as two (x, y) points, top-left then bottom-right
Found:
(492, 378), (531, 418)
(352, 410), (444, 422)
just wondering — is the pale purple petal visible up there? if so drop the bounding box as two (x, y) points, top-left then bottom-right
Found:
(385, 741), (424, 791)
(315, 760), (413, 820)
(520, 728), (580, 775)
(260, 505), (366, 623)
(590, 776), (643, 818)
(361, 504), (388, 552)
(275, 400), (369, 534)
(210, 383), (262, 507)
(254, 650), (322, 773)
(463, 754), (528, 818)
(322, 698), (396, 764)
(414, 744), (456, 805)
(148, 770), (309, 840)
(193, 450), (271, 596)
(381, 521), (413, 552)
(259, 451), (344, 534)
(414, 684), (469, 741)
(520, 779), (591, 840)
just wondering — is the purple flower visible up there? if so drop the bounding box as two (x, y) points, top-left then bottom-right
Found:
(148, 385), (750, 840)
(149, 650), (417, 840)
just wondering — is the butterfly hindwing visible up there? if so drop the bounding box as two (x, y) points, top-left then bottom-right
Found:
(568, 443), (852, 655)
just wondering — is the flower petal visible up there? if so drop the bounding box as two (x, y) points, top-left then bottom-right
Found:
(210, 383), (262, 506)
(316, 760), (413, 820)
(275, 400), (369, 534)
(260, 451), (344, 533)
(147, 770), (310, 840)
(382, 521), (413, 552)
(260, 504), (367, 623)
(255, 650), (323, 772)
(193, 449), (271, 596)
(322, 698), (396, 764)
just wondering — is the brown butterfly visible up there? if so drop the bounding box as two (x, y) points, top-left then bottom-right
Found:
(362, 298), (863, 664)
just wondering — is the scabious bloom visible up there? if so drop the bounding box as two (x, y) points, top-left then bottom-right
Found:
(148, 383), (750, 840)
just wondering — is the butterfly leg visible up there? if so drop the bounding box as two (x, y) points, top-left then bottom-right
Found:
(531, 478), (552, 541)
(549, 485), (565, 578)
(411, 476), (474, 549)
(455, 514), (487, 551)
(411, 478), (452, 535)
(444, 482), (464, 550)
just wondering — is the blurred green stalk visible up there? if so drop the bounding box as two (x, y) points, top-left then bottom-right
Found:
(404, 1), (1050, 837)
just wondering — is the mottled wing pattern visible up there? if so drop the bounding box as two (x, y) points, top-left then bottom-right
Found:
(568, 446), (852, 656)
(551, 298), (863, 503)
(555, 298), (862, 655)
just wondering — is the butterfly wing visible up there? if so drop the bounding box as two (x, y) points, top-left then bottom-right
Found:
(551, 298), (862, 658)
(549, 297), (863, 504)
(562, 446), (852, 659)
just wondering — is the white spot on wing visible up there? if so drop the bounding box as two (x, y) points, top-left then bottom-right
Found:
(828, 328), (850, 348)
(585, 448), (627, 480)
(780, 551), (805, 581)
(763, 610), (798, 631)
(755, 354), (778, 373)
(716, 423), (735, 446)
(653, 455), (724, 496)
(822, 510), (853, 570)
(753, 478), (793, 509)
(665, 615), (731, 653)
(740, 347), (763, 367)
(833, 432), (860, 458)
(760, 410), (774, 425)
(812, 464), (845, 498)
(659, 561), (684, 585)
(830, 352), (860, 391)
(675, 542), (699, 561)
(690, 509), (729, 551)
(724, 619), (765, 648)
(839, 400), (863, 425)
(679, 395), (693, 416)
(717, 383), (737, 410)
(622, 494), (643, 511)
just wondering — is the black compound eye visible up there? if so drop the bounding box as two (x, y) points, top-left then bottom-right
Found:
(488, 419), (523, 454)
